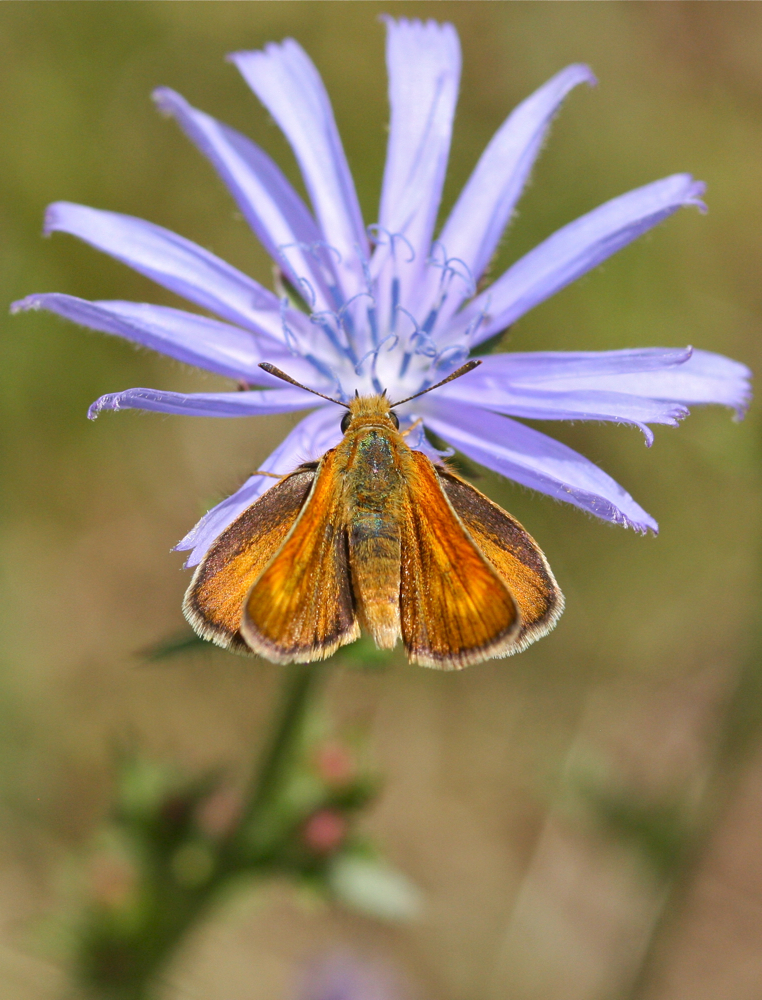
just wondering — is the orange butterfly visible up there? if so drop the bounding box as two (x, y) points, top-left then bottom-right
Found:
(184, 361), (563, 669)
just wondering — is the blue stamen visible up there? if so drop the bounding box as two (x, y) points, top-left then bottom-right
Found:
(391, 231), (415, 264)
(278, 240), (346, 312)
(354, 348), (375, 375)
(390, 277), (400, 334)
(302, 355), (346, 400)
(441, 256), (476, 297)
(310, 310), (358, 366)
(421, 306), (439, 335)
(396, 306), (437, 359)
(279, 239), (342, 266)
(353, 332), (398, 377)
(433, 344), (469, 370)
(367, 303), (379, 348)
(431, 296), (491, 370)
(395, 307), (426, 379)
(428, 240), (448, 271)
(368, 345), (385, 395)
(279, 298), (303, 356)
(311, 315), (355, 364)
(296, 276), (316, 309)
(358, 258), (380, 350)
(366, 223), (386, 247)
(412, 332), (437, 357)
(367, 225), (415, 263)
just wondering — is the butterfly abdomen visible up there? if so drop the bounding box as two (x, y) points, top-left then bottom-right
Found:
(343, 427), (404, 650)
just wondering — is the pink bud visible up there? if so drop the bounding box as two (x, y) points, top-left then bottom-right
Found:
(195, 786), (242, 838)
(303, 809), (348, 854)
(314, 741), (355, 785)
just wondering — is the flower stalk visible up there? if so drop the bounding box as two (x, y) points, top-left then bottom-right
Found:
(72, 664), (353, 1000)
(219, 663), (322, 872)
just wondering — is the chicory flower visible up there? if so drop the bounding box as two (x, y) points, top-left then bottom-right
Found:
(14, 18), (750, 567)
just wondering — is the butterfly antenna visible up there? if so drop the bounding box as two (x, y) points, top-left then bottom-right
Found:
(258, 362), (350, 408)
(390, 360), (482, 408)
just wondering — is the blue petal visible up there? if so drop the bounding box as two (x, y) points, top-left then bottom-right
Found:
(177, 406), (343, 566)
(153, 88), (339, 313)
(479, 347), (695, 381)
(230, 40), (368, 301)
(420, 63), (595, 324)
(421, 398), (658, 532)
(12, 294), (299, 382)
(88, 386), (320, 420)
(437, 378), (688, 446)
(44, 201), (314, 349)
(451, 174), (706, 344)
(546, 348), (752, 417)
(373, 18), (460, 318)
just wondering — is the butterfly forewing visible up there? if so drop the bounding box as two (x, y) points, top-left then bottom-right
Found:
(438, 468), (564, 648)
(400, 452), (521, 669)
(184, 466), (316, 651)
(241, 449), (360, 663)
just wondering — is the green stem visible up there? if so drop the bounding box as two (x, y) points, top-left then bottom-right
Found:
(221, 663), (322, 867)
(76, 663), (323, 1000)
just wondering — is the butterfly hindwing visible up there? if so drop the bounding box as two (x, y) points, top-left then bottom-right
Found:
(400, 452), (521, 669)
(183, 466), (316, 652)
(436, 468), (564, 649)
(241, 449), (360, 663)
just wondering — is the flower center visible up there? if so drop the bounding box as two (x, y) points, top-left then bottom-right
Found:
(276, 228), (488, 404)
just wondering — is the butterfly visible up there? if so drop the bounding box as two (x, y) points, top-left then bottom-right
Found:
(184, 361), (563, 669)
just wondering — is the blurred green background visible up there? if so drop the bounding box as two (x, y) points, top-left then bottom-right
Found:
(1, 2), (761, 998)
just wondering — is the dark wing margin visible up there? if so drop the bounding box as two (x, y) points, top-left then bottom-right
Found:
(240, 449), (359, 663)
(400, 452), (521, 670)
(183, 465), (316, 653)
(436, 467), (564, 650)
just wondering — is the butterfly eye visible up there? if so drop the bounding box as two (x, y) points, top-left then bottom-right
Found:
(389, 411), (400, 429)
(340, 411), (352, 433)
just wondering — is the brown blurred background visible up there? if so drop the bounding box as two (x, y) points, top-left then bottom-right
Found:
(1, 2), (761, 998)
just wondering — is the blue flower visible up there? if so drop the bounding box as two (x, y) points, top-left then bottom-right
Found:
(300, 954), (399, 1000)
(14, 18), (750, 567)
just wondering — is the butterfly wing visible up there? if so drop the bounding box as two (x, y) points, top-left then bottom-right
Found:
(436, 467), (564, 649)
(240, 448), (359, 663)
(400, 452), (521, 669)
(184, 465), (317, 652)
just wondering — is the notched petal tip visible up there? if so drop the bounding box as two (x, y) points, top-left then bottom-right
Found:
(566, 62), (598, 89)
(42, 201), (70, 237)
(151, 86), (177, 116)
(730, 381), (753, 421)
(637, 404), (688, 448)
(87, 396), (107, 420)
(381, 13), (458, 36)
(87, 391), (129, 419)
(602, 503), (659, 536)
(680, 176), (707, 213)
(566, 488), (659, 536)
(10, 294), (41, 314)
(636, 518), (659, 536)
(668, 174), (707, 214)
(226, 36), (298, 66)
(640, 423), (655, 447)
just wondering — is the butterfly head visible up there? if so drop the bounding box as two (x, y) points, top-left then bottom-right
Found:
(340, 393), (399, 435)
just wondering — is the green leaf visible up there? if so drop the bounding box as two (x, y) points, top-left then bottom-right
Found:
(327, 855), (423, 922)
